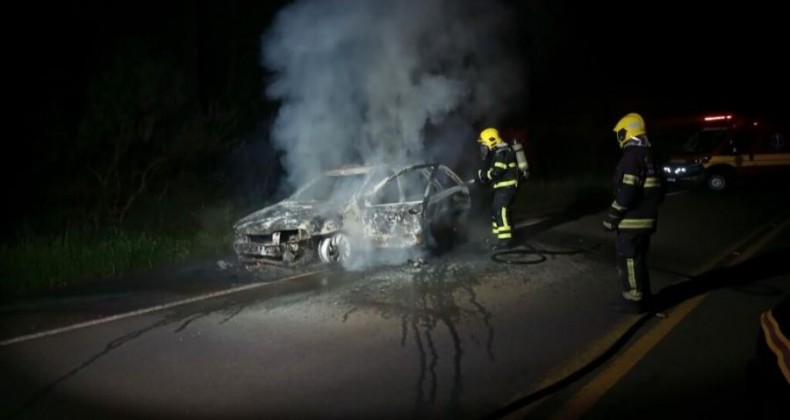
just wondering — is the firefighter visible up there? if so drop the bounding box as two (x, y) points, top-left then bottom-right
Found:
(752, 294), (790, 413)
(603, 113), (665, 314)
(477, 127), (520, 250)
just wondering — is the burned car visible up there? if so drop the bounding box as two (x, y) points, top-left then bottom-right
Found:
(232, 163), (471, 267)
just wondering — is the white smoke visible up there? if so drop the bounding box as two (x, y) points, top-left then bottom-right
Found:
(261, 0), (527, 190)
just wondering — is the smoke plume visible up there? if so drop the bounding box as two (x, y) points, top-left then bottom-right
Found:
(261, 0), (527, 190)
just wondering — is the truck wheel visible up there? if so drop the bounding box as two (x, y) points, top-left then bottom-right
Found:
(706, 172), (729, 192)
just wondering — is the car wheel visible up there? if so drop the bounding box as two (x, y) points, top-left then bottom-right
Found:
(318, 233), (351, 263)
(427, 210), (468, 253)
(706, 172), (729, 192)
(452, 214), (470, 244)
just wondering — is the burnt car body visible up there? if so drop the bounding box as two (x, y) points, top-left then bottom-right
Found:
(232, 163), (471, 267)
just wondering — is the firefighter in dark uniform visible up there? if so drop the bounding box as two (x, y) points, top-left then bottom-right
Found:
(752, 294), (790, 414)
(603, 113), (665, 313)
(477, 127), (520, 250)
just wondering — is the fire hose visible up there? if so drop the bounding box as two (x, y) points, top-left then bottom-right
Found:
(464, 178), (588, 264)
(490, 242), (585, 264)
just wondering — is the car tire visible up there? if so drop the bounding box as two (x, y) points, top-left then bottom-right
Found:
(426, 210), (468, 254)
(706, 170), (730, 192)
(318, 233), (351, 264)
(453, 219), (470, 245)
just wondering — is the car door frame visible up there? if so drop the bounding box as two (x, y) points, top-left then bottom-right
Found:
(359, 165), (426, 248)
(422, 164), (471, 247)
(360, 164), (444, 248)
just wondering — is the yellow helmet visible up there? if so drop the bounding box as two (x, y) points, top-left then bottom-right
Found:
(613, 113), (646, 148)
(478, 127), (503, 149)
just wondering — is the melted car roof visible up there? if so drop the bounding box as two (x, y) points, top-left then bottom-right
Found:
(324, 163), (432, 176)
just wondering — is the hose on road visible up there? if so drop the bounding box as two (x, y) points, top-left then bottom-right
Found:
(489, 242), (590, 265)
(480, 311), (656, 419)
(484, 240), (658, 419)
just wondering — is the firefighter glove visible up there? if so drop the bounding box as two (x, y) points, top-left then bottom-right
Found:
(477, 169), (489, 185)
(602, 208), (623, 232)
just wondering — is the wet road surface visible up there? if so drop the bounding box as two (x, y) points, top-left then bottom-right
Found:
(1, 188), (788, 419)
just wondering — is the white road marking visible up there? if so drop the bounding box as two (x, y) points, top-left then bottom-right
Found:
(0, 270), (327, 347)
(666, 190), (688, 197)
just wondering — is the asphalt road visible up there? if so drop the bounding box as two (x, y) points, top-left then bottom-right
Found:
(1, 187), (788, 420)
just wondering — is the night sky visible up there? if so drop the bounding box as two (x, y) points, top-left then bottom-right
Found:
(526, 1), (788, 118)
(10, 1), (787, 126)
(3, 0), (788, 234)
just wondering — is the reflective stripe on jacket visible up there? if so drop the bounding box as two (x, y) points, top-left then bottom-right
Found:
(611, 144), (664, 232)
(487, 143), (519, 189)
(760, 297), (790, 385)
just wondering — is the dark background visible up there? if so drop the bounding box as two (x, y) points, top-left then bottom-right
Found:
(3, 0), (787, 237)
(528, 1), (787, 117)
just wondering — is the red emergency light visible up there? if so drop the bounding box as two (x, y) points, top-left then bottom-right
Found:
(704, 114), (733, 121)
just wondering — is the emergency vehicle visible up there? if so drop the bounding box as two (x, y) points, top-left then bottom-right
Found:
(662, 113), (790, 191)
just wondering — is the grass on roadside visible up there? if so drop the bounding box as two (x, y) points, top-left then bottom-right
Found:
(0, 202), (238, 299)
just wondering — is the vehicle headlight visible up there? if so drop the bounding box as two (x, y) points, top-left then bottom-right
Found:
(667, 164), (703, 175)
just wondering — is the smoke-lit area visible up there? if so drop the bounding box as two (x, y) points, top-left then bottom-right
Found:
(336, 215), (429, 272)
(261, 0), (526, 191)
(282, 165), (437, 271)
(257, 0), (526, 270)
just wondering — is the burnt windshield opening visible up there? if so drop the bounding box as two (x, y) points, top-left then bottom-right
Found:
(291, 173), (368, 203)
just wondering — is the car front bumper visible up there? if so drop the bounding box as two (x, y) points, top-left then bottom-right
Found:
(233, 233), (313, 264)
(234, 241), (286, 258)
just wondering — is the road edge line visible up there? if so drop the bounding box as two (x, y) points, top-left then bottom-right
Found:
(0, 270), (327, 347)
(546, 211), (790, 419)
(691, 211), (790, 276)
(502, 210), (790, 419)
(547, 295), (706, 420)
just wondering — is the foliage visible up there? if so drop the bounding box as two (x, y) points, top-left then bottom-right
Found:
(69, 39), (245, 227)
(0, 202), (239, 298)
(0, 228), (190, 297)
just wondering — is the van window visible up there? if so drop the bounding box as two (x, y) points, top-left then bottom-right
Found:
(769, 131), (787, 151)
(748, 126), (787, 154)
(730, 130), (753, 154)
(681, 129), (730, 154)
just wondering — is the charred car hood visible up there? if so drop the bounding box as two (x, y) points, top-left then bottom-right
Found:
(233, 202), (343, 235)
